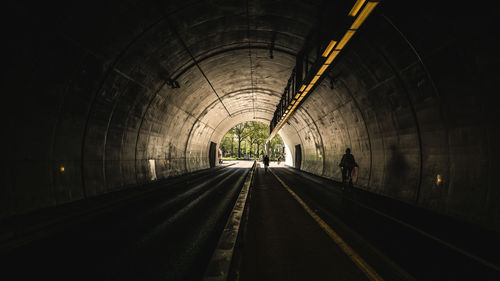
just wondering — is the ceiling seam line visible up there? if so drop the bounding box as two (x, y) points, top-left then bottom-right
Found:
(171, 44), (297, 81)
(246, 0), (256, 119)
(165, 16), (232, 117)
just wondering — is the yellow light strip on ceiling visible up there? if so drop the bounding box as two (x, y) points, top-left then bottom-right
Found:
(317, 64), (329, 76)
(351, 1), (379, 30)
(321, 40), (337, 57)
(348, 0), (366, 17)
(270, 1), (380, 140)
(336, 30), (356, 50)
(310, 75), (320, 85)
(325, 50), (340, 64)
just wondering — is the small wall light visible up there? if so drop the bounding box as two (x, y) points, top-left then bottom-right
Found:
(60, 166), (65, 173)
(436, 174), (442, 185)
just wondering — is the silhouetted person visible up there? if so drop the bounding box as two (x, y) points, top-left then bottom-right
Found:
(263, 155), (270, 173)
(339, 148), (356, 189)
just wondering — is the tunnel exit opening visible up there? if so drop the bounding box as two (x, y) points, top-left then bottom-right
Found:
(217, 121), (284, 162)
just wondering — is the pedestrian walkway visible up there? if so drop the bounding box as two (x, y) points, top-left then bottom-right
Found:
(237, 166), (370, 281)
(219, 160), (255, 168)
(234, 166), (500, 281)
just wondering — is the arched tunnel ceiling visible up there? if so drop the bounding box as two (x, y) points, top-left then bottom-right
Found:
(114, 0), (321, 143)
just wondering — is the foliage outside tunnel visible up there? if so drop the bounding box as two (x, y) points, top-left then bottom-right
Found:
(220, 121), (284, 161)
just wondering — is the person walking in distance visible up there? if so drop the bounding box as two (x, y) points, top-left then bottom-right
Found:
(339, 148), (356, 190)
(263, 154), (270, 173)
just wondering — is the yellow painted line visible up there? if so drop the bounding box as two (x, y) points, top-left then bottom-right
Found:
(270, 169), (385, 281)
(281, 168), (500, 274)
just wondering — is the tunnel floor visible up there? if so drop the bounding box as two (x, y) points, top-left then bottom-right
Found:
(236, 164), (370, 281)
(1, 163), (499, 281)
(0, 165), (252, 281)
(233, 164), (500, 281)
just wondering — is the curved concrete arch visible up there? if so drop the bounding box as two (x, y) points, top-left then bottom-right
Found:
(170, 43), (297, 80)
(209, 107), (302, 145)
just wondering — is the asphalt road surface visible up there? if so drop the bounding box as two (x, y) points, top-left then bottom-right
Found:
(0, 165), (251, 281)
(235, 165), (500, 281)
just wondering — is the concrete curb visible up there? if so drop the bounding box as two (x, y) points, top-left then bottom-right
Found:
(203, 161), (256, 281)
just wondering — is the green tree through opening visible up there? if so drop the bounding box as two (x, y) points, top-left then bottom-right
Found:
(219, 121), (284, 160)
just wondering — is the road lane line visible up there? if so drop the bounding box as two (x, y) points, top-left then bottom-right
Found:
(270, 169), (385, 281)
(282, 166), (500, 273)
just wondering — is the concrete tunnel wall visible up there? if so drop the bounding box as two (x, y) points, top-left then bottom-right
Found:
(3, 1), (500, 232)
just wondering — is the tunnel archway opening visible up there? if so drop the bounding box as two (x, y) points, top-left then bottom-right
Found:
(216, 120), (290, 164)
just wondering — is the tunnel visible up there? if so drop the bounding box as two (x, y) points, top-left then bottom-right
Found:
(3, 0), (500, 280)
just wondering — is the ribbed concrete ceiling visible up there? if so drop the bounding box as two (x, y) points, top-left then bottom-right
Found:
(135, 0), (320, 140)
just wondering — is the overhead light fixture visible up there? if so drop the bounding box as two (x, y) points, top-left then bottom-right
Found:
(317, 64), (329, 76)
(351, 1), (379, 30)
(336, 30), (356, 50)
(321, 40), (337, 57)
(348, 0), (366, 17)
(325, 50), (340, 64)
(268, 0), (380, 142)
(310, 75), (320, 85)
